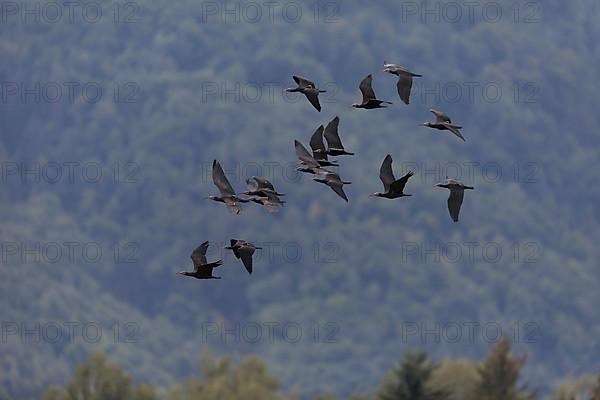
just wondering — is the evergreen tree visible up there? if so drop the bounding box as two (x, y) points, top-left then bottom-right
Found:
(474, 339), (536, 400)
(377, 352), (450, 400)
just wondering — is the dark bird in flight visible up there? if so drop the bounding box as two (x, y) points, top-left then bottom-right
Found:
(371, 154), (414, 199)
(434, 177), (474, 222)
(309, 125), (339, 167)
(420, 109), (466, 141)
(176, 241), (223, 280)
(295, 139), (331, 175)
(314, 171), (351, 202)
(324, 116), (354, 156)
(383, 61), (422, 105)
(286, 75), (326, 112)
(352, 74), (392, 109)
(208, 160), (250, 214)
(240, 176), (285, 198)
(224, 239), (261, 274)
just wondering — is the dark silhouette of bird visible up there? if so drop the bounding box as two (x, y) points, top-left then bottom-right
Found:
(176, 241), (223, 280)
(383, 61), (422, 105)
(309, 125), (339, 167)
(314, 171), (351, 202)
(240, 176), (285, 198)
(207, 160), (250, 214)
(371, 154), (414, 199)
(352, 74), (392, 109)
(420, 109), (466, 141)
(324, 116), (354, 156)
(434, 177), (474, 222)
(294, 139), (331, 175)
(224, 239), (261, 274)
(286, 75), (326, 112)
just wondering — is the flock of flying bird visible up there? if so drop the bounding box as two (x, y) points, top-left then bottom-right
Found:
(178, 62), (475, 280)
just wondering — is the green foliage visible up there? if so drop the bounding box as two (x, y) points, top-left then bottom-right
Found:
(377, 352), (449, 400)
(41, 352), (157, 400)
(166, 354), (295, 400)
(474, 339), (536, 400)
(428, 359), (479, 400)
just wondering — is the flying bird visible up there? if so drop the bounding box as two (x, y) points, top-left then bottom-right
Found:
(314, 171), (351, 202)
(371, 154), (414, 199)
(352, 74), (392, 109)
(294, 139), (331, 175)
(420, 109), (466, 141)
(176, 241), (223, 280)
(309, 125), (339, 167)
(434, 178), (474, 222)
(208, 160), (250, 214)
(224, 239), (261, 274)
(383, 61), (422, 105)
(324, 116), (354, 156)
(286, 75), (326, 112)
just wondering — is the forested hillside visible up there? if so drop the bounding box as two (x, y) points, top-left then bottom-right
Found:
(1, 1), (599, 399)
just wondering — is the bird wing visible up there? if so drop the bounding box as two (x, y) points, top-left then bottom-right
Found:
(445, 124), (466, 141)
(303, 89), (322, 112)
(359, 74), (377, 102)
(238, 245), (255, 274)
(390, 171), (414, 194)
(191, 241), (209, 270)
(431, 109), (451, 124)
(379, 154), (396, 192)
(212, 160), (236, 196)
(295, 140), (320, 167)
(396, 75), (413, 105)
(447, 189), (464, 222)
(328, 181), (349, 202)
(309, 125), (327, 159)
(324, 116), (345, 150)
(293, 75), (316, 88)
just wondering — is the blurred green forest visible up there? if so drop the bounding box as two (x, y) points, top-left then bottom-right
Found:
(1, 0), (599, 399)
(39, 341), (600, 400)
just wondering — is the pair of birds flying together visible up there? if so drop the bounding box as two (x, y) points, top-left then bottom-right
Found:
(371, 154), (474, 222)
(208, 160), (285, 214)
(177, 240), (261, 279)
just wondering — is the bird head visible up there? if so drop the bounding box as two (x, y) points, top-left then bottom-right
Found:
(419, 122), (432, 127)
(351, 103), (361, 108)
(370, 192), (384, 197)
